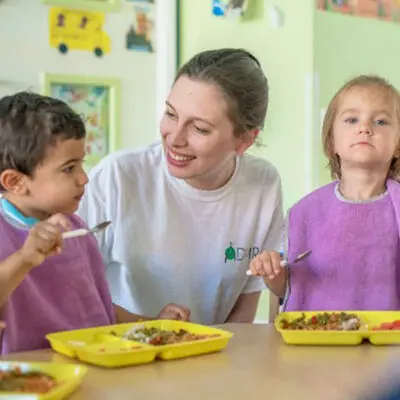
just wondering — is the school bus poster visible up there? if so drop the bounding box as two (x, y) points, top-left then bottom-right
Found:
(48, 7), (111, 57)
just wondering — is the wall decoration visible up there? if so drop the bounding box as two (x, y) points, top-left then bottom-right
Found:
(42, 74), (121, 166)
(316, 0), (400, 24)
(212, 0), (249, 18)
(49, 7), (111, 57)
(41, 0), (121, 13)
(125, 0), (155, 52)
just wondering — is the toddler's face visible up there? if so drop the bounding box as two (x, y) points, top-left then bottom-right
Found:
(333, 87), (400, 174)
(22, 138), (88, 219)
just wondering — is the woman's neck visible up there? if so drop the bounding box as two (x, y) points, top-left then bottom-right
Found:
(185, 156), (237, 191)
(339, 168), (387, 201)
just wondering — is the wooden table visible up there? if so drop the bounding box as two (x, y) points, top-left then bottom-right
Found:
(2, 324), (398, 400)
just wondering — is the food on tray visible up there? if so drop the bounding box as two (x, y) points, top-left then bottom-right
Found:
(0, 367), (56, 393)
(372, 320), (400, 331)
(117, 326), (220, 346)
(280, 312), (362, 331)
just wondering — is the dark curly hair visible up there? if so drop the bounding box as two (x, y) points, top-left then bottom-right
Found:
(0, 91), (85, 188)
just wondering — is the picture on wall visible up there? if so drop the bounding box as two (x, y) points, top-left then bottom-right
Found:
(48, 7), (111, 57)
(41, 0), (121, 12)
(125, 0), (155, 52)
(42, 74), (121, 166)
(212, 0), (249, 18)
(316, 0), (400, 24)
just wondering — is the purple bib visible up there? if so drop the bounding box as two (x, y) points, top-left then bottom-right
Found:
(285, 180), (400, 311)
(1, 214), (115, 354)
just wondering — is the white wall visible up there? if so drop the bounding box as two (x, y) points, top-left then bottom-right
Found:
(0, 0), (157, 149)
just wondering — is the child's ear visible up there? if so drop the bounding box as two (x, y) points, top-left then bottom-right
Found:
(0, 170), (28, 195)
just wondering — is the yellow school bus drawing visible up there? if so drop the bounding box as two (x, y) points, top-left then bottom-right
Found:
(49, 8), (111, 57)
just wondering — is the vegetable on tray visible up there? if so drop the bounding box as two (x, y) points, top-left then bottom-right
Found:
(0, 367), (56, 393)
(114, 326), (220, 346)
(280, 312), (362, 331)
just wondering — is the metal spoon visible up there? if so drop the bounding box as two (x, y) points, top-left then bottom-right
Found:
(62, 221), (111, 239)
(245, 250), (311, 276)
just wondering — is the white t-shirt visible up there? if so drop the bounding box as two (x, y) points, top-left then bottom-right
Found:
(78, 142), (284, 324)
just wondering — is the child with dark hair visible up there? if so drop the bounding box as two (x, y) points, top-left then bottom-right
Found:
(0, 92), (190, 354)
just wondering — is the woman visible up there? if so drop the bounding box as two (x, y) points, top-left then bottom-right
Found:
(78, 48), (284, 324)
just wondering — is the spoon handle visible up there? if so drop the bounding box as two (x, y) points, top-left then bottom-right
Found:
(62, 228), (90, 239)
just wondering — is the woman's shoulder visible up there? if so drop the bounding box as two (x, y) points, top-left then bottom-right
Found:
(88, 142), (163, 182)
(239, 154), (281, 186)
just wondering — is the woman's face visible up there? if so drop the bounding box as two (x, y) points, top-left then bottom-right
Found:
(160, 76), (255, 190)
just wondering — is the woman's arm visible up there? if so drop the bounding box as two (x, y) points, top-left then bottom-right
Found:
(261, 183), (288, 299)
(113, 304), (151, 323)
(113, 303), (191, 323)
(268, 293), (280, 323)
(225, 291), (261, 323)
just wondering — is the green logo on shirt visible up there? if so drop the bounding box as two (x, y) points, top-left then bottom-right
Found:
(224, 242), (260, 263)
(225, 242), (236, 262)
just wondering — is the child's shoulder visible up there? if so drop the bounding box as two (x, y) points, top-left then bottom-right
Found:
(290, 182), (337, 213)
(387, 178), (400, 193)
(69, 213), (88, 229)
(0, 214), (22, 257)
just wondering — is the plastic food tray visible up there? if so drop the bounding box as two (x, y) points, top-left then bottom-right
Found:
(275, 311), (400, 346)
(0, 361), (87, 399)
(46, 320), (233, 367)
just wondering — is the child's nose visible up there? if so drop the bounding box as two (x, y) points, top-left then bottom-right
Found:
(78, 170), (89, 186)
(359, 121), (372, 135)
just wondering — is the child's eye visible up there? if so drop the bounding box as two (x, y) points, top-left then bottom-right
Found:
(62, 165), (75, 174)
(375, 119), (388, 126)
(344, 117), (358, 124)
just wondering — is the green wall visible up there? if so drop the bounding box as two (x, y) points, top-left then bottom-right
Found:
(314, 9), (400, 185)
(179, 0), (315, 320)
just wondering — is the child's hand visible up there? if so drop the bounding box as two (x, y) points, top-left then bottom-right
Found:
(157, 303), (191, 321)
(0, 321), (5, 330)
(19, 214), (71, 268)
(249, 251), (285, 281)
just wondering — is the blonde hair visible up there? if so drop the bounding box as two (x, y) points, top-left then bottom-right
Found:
(322, 75), (400, 180)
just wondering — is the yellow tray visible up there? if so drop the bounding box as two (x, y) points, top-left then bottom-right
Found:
(275, 311), (400, 346)
(106, 320), (234, 360)
(46, 327), (157, 368)
(46, 320), (233, 366)
(364, 311), (400, 345)
(0, 361), (87, 400)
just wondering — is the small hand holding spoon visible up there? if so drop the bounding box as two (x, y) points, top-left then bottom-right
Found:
(245, 250), (311, 276)
(62, 221), (111, 239)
